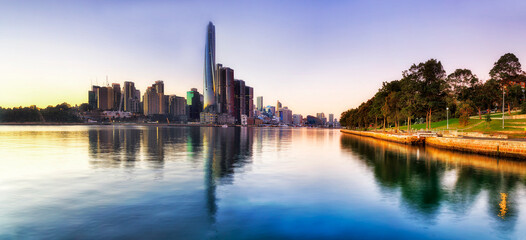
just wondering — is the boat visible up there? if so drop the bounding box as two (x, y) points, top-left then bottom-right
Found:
(221, 125), (228, 128)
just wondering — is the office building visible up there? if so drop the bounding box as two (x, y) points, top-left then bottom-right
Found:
(143, 81), (165, 116)
(187, 88), (202, 121)
(203, 22), (216, 112)
(256, 96), (263, 111)
(124, 81), (141, 113)
(245, 86), (253, 118)
(168, 95), (186, 121)
(97, 86), (113, 110)
(293, 114), (303, 126)
(276, 100), (282, 119)
(112, 83), (121, 111)
(279, 107), (293, 124)
(88, 85), (100, 110)
(234, 79), (246, 123)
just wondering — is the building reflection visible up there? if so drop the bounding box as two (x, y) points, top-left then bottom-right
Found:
(88, 126), (141, 168)
(340, 134), (524, 229)
(87, 125), (255, 224)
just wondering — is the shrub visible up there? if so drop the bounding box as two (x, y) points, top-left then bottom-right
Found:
(458, 102), (473, 127)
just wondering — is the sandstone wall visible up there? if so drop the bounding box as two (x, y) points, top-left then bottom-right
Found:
(340, 129), (423, 145)
(426, 137), (526, 159)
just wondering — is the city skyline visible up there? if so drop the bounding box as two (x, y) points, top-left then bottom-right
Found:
(1, 1), (526, 116)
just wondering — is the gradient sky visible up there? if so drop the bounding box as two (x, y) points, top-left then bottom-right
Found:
(1, 0), (526, 117)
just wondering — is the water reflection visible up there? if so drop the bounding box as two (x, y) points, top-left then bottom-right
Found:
(340, 134), (526, 231)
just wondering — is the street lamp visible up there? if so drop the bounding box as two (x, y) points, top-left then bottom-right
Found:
(446, 107), (449, 130)
(503, 87), (505, 129)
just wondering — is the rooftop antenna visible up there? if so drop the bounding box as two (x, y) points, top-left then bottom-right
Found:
(106, 75), (109, 87)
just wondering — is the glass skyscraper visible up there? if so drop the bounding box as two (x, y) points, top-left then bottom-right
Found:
(203, 22), (216, 112)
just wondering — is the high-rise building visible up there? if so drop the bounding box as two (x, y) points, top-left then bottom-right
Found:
(187, 88), (202, 121)
(143, 81), (165, 116)
(329, 113), (334, 124)
(224, 67), (235, 117)
(234, 79), (246, 122)
(168, 95), (186, 120)
(215, 63), (223, 113)
(256, 96), (263, 111)
(124, 81), (141, 113)
(112, 83), (121, 111)
(245, 86), (253, 118)
(276, 101), (282, 120)
(96, 86), (113, 110)
(203, 22), (216, 112)
(316, 113), (327, 125)
(88, 85), (100, 110)
(279, 107), (293, 124)
(293, 114), (303, 126)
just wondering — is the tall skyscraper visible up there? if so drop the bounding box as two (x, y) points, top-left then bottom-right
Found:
(234, 79), (246, 122)
(96, 86), (113, 110)
(203, 22), (216, 112)
(224, 67), (235, 117)
(143, 81), (165, 116)
(245, 86), (253, 118)
(124, 81), (140, 113)
(88, 85), (100, 110)
(256, 96), (263, 111)
(112, 83), (121, 111)
(276, 100), (282, 119)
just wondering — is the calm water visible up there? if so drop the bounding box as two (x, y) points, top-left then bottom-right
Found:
(1, 126), (526, 239)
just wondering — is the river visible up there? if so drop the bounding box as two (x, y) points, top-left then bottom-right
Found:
(1, 126), (525, 239)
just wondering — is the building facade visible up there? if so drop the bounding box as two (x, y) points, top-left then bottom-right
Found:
(187, 88), (202, 121)
(143, 81), (165, 116)
(203, 22), (216, 113)
(257, 96), (263, 111)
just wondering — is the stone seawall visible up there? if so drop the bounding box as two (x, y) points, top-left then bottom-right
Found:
(340, 129), (423, 145)
(425, 137), (526, 159)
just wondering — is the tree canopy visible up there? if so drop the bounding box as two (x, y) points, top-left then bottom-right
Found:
(340, 53), (526, 130)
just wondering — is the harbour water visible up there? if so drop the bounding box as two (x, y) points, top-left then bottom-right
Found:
(1, 126), (526, 239)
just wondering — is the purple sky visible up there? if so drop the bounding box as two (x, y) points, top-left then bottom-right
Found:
(1, 0), (525, 116)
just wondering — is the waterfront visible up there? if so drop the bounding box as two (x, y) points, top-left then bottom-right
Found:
(1, 126), (526, 239)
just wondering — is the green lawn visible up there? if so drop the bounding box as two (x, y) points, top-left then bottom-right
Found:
(381, 116), (526, 133)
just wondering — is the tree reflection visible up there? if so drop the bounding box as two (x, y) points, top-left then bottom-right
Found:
(340, 134), (526, 231)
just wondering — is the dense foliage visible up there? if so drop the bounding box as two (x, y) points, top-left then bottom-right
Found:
(341, 53), (526, 130)
(0, 103), (80, 123)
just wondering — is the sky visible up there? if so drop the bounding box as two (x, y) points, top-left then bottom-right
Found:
(1, 0), (526, 117)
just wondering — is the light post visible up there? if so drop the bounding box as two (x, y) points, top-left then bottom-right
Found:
(446, 107), (449, 130)
(502, 87), (505, 129)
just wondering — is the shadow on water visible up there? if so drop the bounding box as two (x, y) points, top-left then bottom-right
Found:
(340, 134), (526, 232)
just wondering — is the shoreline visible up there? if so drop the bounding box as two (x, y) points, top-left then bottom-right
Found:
(341, 129), (526, 160)
(0, 122), (336, 128)
(0, 122), (242, 127)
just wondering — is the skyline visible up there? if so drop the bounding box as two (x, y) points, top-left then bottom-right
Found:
(1, 1), (526, 116)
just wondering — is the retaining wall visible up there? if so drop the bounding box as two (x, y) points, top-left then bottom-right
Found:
(426, 137), (526, 159)
(340, 129), (423, 145)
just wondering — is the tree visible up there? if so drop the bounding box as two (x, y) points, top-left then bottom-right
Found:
(446, 69), (480, 102)
(489, 53), (523, 87)
(403, 59), (447, 130)
(489, 53), (524, 114)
